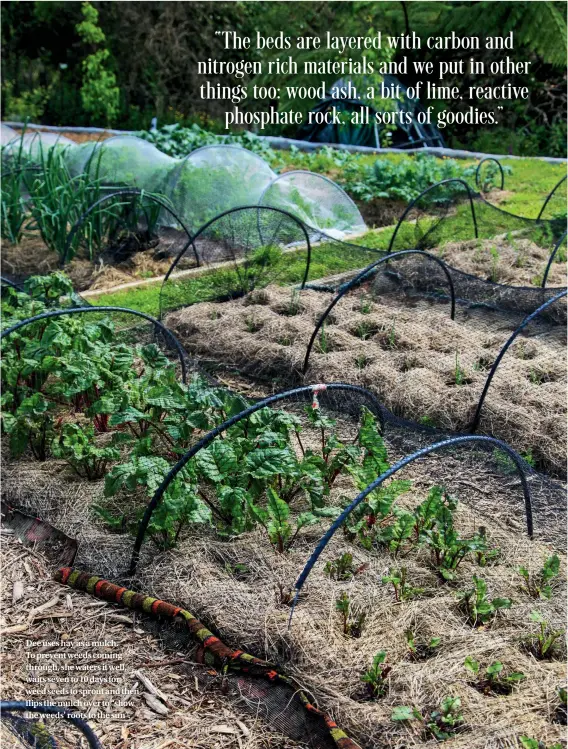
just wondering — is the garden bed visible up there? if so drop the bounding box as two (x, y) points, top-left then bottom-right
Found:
(165, 285), (566, 475)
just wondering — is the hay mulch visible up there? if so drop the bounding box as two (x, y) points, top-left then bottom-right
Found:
(165, 285), (567, 476)
(436, 238), (566, 288)
(0, 534), (307, 749)
(2, 441), (566, 749)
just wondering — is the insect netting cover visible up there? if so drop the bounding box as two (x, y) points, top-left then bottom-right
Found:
(259, 170), (367, 239)
(75, 136), (176, 195)
(161, 145), (277, 234)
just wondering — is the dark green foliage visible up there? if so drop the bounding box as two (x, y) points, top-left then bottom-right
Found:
(361, 651), (391, 699)
(463, 656), (525, 695)
(518, 554), (560, 599)
(392, 696), (464, 740)
(456, 575), (512, 626)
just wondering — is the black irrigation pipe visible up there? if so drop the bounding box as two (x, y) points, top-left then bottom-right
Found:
(291, 434), (534, 608)
(159, 205), (312, 319)
(303, 249), (456, 374)
(62, 188), (197, 267)
(469, 289), (567, 434)
(541, 231), (567, 290)
(0, 701), (103, 749)
(386, 178), (478, 255)
(0, 276), (25, 292)
(475, 157), (505, 191)
(0, 306), (190, 384)
(537, 175), (567, 222)
(128, 383), (385, 576)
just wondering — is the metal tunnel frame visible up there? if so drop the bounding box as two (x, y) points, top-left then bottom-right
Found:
(469, 289), (567, 433)
(1, 306), (190, 384)
(128, 383), (386, 576)
(537, 175), (567, 222)
(386, 178), (479, 254)
(62, 188), (197, 267)
(159, 205), (313, 320)
(0, 701), (103, 749)
(302, 249), (456, 374)
(475, 157), (505, 191)
(541, 231), (567, 290)
(292, 434), (534, 602)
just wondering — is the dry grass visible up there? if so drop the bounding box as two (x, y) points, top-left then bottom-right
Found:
(0, 534), (307, 749)
(165, 285), (567, 475)
(437, 238), (566, 288)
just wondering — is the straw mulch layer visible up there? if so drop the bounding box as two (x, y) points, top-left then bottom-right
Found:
(2, 449), (566, 749)
(436, 238), (566, 288)
(165, 285), (567, 476)
(0, 535), (306, 749)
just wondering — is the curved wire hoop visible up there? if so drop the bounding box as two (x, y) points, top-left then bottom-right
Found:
(0, 701), (102, 749)
(537, 175), (567, 222)
(0, 276), (25, 292)
(159, 205), (313, 320)
(62, 188), (197, 267)
(1, 306), (190, 384)
(541, 231), (567, 290)
(475, 157), (505, 191)
(128, 383), (386, 576)
(469, 289), (567, 433)
(386, 178), (479, 254)
(303, 249), (456, 374)
(292, 433), (534, 601)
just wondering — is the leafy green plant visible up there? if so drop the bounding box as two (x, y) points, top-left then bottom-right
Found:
(52, 423), (120, 480)
(522, 611), (565, 660)
(392, 696), (464, 740)
(1, 166), (27, 243)
(324, 552), (356, 581)
(555, 686), (567, 725)
(405, 630), (441, 661)
(456, 575), (512, 626)
(463, 656), (525, 695)
(336, 592), (366, 638)
(519, 738), (563, 749)
(361, 651), (391, 699)
(454, 351), (466, 386)
(518, 554), (560, 599)
(382, 567), (423, 601)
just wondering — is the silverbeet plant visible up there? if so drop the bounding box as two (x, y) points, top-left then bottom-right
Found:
(456, 575), (512, 627)
(392, 696), (464, 741)
(518, 554), (560, 599)
(361, 651), (391, 699)
(463, 656), (525, 695)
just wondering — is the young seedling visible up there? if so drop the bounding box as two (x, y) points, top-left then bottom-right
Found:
(355, 320), (376, 340)
(523, 610), (565, 660)
(405, 630), (441, 661)
(454, 351), (466, 386)
(518, 554), (560, 599)
(359, 296), (372, 315)
(361, 651), (391, 699)
(355, 354), (370, 369)
(244, 315), (263, 333)
(456, 575), (512, 627)
(382, 567), (424, 602)
(392, 696), (464, 740)
(555, 686), (567, 725)
(489, 244), (500, 282)
(324, 552), (356, 581)
(474, 527), (501, 567)
(463, 656), (525, 695)
(336, 592), (366, 638)
(519, 738), (563, 749)
(287, 288), (301, 316)
(319, 323), (329, 353)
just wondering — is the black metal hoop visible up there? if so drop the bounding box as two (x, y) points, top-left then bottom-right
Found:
(62, 188), (197, 267)
(159, 205), (312, 320)
(128, 383), (386, 576)
(541, 232), (567, 290)
(0, 276), (25, 292)
(1, 306), (190, 384)
(469, 289), (567, 433)
(475, 157), (505, 191)
(0, 701), (102, 749)
(292, 433), (534, 602)
(303, 249), (456, 374)
(537, 175), (567, 222)
(386, 178), (479, 254)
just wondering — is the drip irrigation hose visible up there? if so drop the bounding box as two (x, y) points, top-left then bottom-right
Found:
(129, 383), (386, 575)
(0, 701), (103, 749)
(469, 289), (567, 433)
(303, 249), (456, 374)
(1, 306), (190, 384)
(290, 433), (534, 622)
